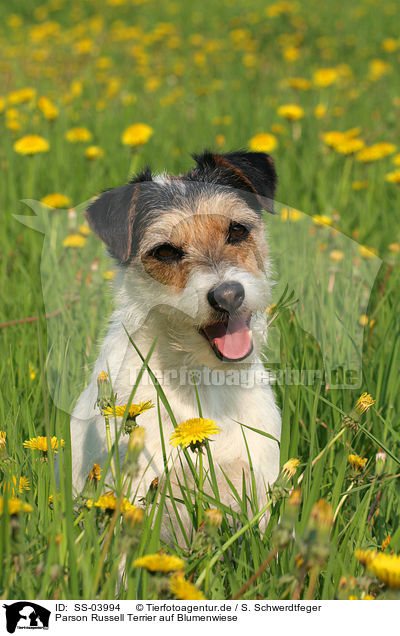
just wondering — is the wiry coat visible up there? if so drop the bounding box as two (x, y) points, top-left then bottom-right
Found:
(70, 150), (281, 540)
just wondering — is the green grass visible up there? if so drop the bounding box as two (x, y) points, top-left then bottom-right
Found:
(0, 0), (400, 600)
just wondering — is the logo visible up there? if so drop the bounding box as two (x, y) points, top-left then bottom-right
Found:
(2, 603), (50, 633)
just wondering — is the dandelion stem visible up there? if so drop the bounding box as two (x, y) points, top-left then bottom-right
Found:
(197, 451), (203, 527)
(333, 480), (355, 523)
(104, 415), (117, 485)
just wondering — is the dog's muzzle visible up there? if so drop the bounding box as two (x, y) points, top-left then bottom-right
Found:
(200, 281), (253, 362)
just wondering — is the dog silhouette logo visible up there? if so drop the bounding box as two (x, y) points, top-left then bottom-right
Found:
(2, 602), (50, 633)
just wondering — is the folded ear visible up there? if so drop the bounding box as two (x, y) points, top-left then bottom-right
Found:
(85, 168), (152, 263)
(189, 150), (277, 211)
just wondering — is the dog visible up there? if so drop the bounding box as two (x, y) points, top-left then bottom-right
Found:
(70, 150), (281, 540)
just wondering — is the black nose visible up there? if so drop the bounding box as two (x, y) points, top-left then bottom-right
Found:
(207, 281), (245, 313)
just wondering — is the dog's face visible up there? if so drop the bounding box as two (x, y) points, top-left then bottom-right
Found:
(86, 151), (277, 369)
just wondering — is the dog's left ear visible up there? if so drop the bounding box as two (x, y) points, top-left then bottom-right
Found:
(190, 150), (277, 211)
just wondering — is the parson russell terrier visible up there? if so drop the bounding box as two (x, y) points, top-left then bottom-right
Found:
(70, 150), (281, 537)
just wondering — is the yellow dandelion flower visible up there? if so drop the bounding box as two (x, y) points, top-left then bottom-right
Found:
(359, 315), (369, 326)
(321, 131), (348, 149)
(277, 104), (304, 121)
(65, 127), (92, 143)
(313, 68), (339, 87)
(205, 508), (223, 527)
(352, 180), (369, 191)
(369, 59), (390, 81)
(313, 214), (332, 226)
(41, 193), (71, 209)
(359, 245), (378, 258)
(38, 96), (59, 120)
(286, 77), (312, 91)
(85, 145), (104, 160)
(280, 207), (302, 222)
(215, 134), (225, 148)
(88, 463), (102, 482)
(281, 458), (300, 479)
(121, 123), (153, 147)
(382, 38), (398, 52)
(357, 551), (400, 588)
(170, 573), (205, 600)
(335, 138), (365, 155)
(392, 154), (400, 166)
(23, 436), (65, 453)
(283, 46), (300, 61)
(102, 400), (154, 419)
(356, 143), (397, 163)
(314, 104), (327, 119)
(0, 431), (6, 443)
(62, 234), (86, 248)
(133, 552), (185, 573)
(0, 496), (33, 515)
(14, 135), (49, 156)
(78, 224), (91, 236)
(123, 506), (144, 527)
(248, 133), (278, 153)
(330, 249), (345, 262)
(355, 549), (378, 567)
(385, 170), (400, 184)
(170, 418), (220, 448)
(0, 97), (5, 113)
(8, 87), (36, 105)
(86, 491), (135, 513)
(355, 393), (375, 415)
(348, 454), (367, 471)
(14, 476), (30, 493)
(388, 242), (400, 253)
(103, 270), (115, 280)
(29, 363), (36, 380)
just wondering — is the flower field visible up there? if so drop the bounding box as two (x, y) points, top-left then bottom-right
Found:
(0, 0), (400, 600)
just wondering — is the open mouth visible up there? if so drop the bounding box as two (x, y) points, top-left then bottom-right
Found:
(200, 313), (253, 362)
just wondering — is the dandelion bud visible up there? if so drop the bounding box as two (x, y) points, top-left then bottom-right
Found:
(345, 393), (375, 431)
(82, 463), (102, 496)
(96, 371), (113, 410)
(375, 451), (386, 476)
(89, 463), (102, 482)
(310, 499), (333, 531)
(123, 506), (144, 534)
(205, 508), (223, 528)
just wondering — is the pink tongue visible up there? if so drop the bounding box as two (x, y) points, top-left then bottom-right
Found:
(204, 317), (252, 360)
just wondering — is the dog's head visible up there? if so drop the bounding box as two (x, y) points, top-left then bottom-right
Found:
(86, 150), (277, 369)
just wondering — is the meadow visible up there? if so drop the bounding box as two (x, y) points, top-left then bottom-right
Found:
(0, 0), (400, 601)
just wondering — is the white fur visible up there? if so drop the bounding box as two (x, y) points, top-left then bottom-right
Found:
(70, 231), (281, 541)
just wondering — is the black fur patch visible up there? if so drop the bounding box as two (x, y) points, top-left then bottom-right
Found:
(185, 150), (277, 213)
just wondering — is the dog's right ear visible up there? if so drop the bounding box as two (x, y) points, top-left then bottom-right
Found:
(85, 168), (152, 263)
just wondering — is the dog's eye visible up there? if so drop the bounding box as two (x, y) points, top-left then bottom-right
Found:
(227, 222), (249, 244)
(150, 243), (184, 263)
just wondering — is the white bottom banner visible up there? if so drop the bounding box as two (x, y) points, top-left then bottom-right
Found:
(1, 600), (398, 635)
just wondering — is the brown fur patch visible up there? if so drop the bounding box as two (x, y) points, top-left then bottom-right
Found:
(138, 191), (267, 291)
